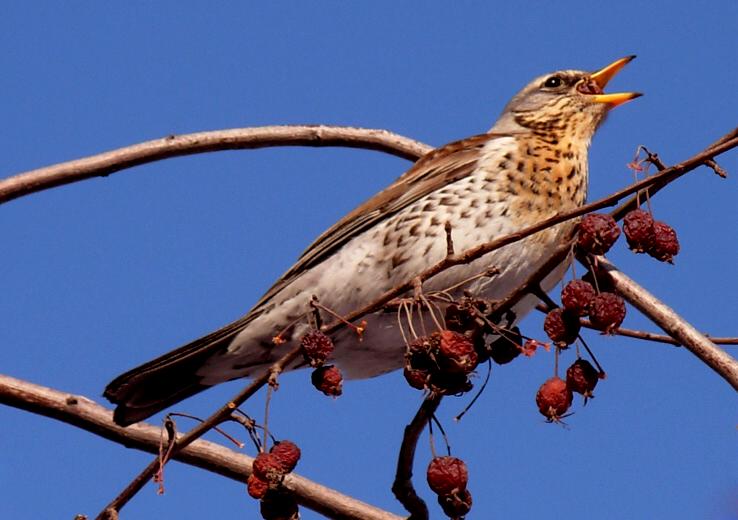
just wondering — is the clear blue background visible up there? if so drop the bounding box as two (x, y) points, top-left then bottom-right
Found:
(1, 3), (736, 519)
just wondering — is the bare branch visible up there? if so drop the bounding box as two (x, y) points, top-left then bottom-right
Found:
(97, 345), (304, 518)
(0, 374), (402, 520)
(0, 125), (432, 204)
(593, 258), (738, 391)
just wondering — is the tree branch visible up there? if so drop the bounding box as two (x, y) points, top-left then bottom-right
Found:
(392, 394), (443, 520)
(0, 374), (402, 520)
(0, 125), (431, 204)
(593, 258), (738, 391)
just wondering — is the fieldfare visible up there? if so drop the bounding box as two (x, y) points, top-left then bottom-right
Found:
(105, 56), (640, 426)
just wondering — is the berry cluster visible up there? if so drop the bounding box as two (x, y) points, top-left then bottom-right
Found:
(248, 440), (301, 497)
(545, 279), (626, 342)
(300, 330), (344, 396)
(426, 456), (473, 518)
(577, 210), (680, 263)
(403, 330), (478, 395)
(536, 358), (600, 421)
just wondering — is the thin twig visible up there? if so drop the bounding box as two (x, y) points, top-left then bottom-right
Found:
(392, 393), (443, 520)
(96, 345), (303, 519)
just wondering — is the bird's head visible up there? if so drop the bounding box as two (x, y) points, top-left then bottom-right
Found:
(491, 56), (641, 142)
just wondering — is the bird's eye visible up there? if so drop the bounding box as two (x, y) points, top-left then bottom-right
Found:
(543, 76), (563, 88)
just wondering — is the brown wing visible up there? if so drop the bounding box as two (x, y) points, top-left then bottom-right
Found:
(104, 132), (502, 425)
(249, 132), (502, 315)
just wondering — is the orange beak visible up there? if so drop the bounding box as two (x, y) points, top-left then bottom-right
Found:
(588, 55), (642, 107)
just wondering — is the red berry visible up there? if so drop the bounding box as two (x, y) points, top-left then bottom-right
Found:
(536, 376), (573, 421)
(246, 473), (269, 499)
(427, 456), (469, 496)
(566, 359), (599, 397)
(488, 327), (523, 365)
(577, 213), (621, 255)
(438, 488), (473, 517)
(311, 365), (343, 396)
(259, 489), (299, 520)
(648, 220), (680, 263)
(438, 330), (478, 374)
(561, 279), (596, 316)
(252, 452), (284, 483)
(429, 371), (473, 395)
(300, 330), (334, 367)
(589, 292), (626, 333)
(623, 209), (655, 253)
(403, 366), (430, 390)
(543, 308), (581, 347)
(270, 441), (301, 473)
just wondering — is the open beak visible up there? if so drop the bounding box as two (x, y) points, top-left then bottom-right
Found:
(588, 55), (642, 107)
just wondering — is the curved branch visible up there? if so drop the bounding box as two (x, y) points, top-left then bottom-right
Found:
(0, 374), (402, 520)
(594, 258), (738, 391)
(0, 125), (432, 204)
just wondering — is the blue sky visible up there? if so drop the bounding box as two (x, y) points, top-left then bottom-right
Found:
(1, 2), (736, 519)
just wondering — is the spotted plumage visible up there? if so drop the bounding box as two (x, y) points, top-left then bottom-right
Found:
(105, 57), (640, 426)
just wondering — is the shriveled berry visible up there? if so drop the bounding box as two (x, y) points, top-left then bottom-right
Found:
(623, 209), (654, 253)
(438, 330), (478, 374)
(427, 456), (468, 495)
(561, 279), (596, 316)
(429, 371), (473, 395)
(543, 308), (581, 347)
(648, 220), (680, 263)
(247, 473), (269, 499)
(488, 327), (523, 365)
(438, 488), (473, 517)
(252, 452), (285, 483)
(444, 302), (480, 335)
(260, 489), (299, 520)
(311, 365), (343, 396)
(407, 334), (439, 357)
(403, 366), (430, 390)
(577, 213), (621, 255)
(270, 440), (301, 473)
(566, 359), (599, 397)
(536, 376), (573, 421)
(300, 330), (334, 367)
(589, 292), (626, 333)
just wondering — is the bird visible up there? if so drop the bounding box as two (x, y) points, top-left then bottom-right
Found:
(105, 56), (640, 426)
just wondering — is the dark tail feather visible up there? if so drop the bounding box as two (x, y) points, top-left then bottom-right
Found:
(104, 316), (254, 426)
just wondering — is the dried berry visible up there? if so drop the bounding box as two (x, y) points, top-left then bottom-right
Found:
(260, 489), (299, 520)
(438, 488), (473, 517)
(300, 330), (334, 367)
(311, 365), (343, 396)
(543, 308), (581, 347)
(623, 209), (655, 253)
(487, 327), (523, 365)
(427, 456), (469, 496)
(407, 334), (439, 357)
(429, 371), (473, 395)
(252, 452), (285, 483)
(566, 359), (599, 398)
(589, 292), (626, 333)
(561, 279), (596, 316)
(444, 302), (479, 335)
(577, 213), (621, 255)
(247, 473), (269, 499)
(270, 441), (301, 473)
(648, 220), (680, 263)
(536, 376), (573, 421)
(438, 330), (478, 374)
(403, 366), (430, 390)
